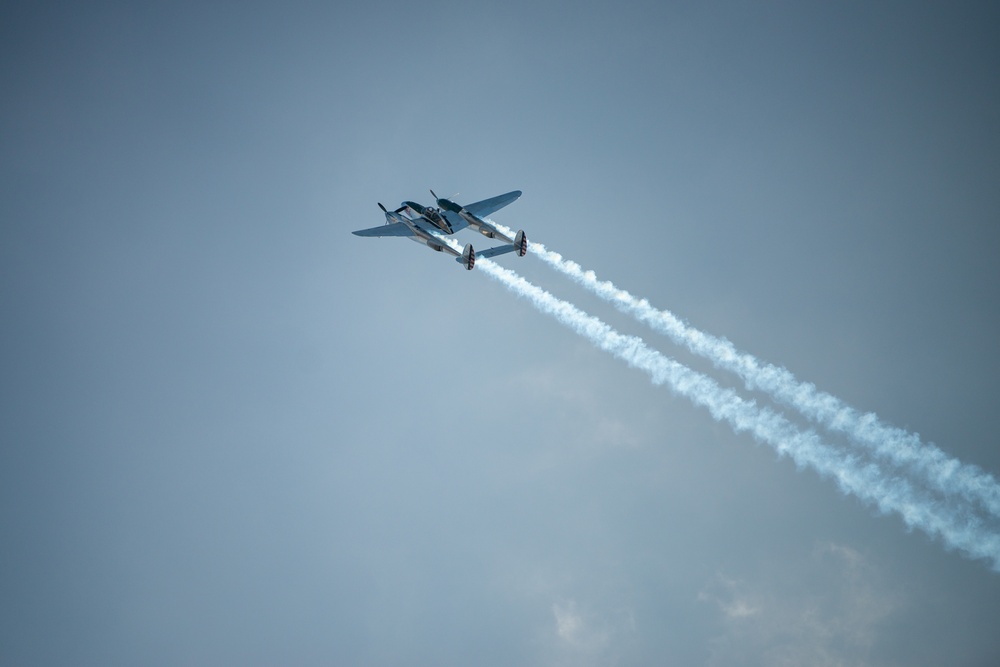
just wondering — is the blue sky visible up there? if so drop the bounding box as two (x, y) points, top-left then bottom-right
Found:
(3, 1), (1000, 664)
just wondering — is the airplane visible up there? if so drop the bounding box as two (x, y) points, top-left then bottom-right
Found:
(431, 190), (526, 252)
(352, 190), (527, 270)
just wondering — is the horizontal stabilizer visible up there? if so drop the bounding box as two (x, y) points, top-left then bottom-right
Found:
(477, 244), (517, 259)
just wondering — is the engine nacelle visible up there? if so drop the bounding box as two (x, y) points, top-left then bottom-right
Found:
(458, 243), (475, 270)
(514, 230), (527, 257)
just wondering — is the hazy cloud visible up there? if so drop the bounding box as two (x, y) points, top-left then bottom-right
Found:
(547, 598), (636, 666)
(700, 544), (899, 667)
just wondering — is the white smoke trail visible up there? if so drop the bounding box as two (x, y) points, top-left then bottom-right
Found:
(484, 220), (1000, 518)
(471, 256), (1000, 570)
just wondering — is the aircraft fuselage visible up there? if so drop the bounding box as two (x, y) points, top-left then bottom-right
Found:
(386, 210), (451, 252)
(402, 201), (453, 235)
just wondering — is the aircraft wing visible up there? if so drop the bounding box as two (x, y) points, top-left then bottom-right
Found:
(476, 244), (516, 259)
(464, 190), (522, 219)
(440, 210), (469, 233)
(352, 222), (413, 237)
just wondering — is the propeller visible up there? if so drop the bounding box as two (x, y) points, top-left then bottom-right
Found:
(378, 202), (406, 215)
(430, 189), (460, 207)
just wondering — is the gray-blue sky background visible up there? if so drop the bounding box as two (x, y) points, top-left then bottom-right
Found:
(3, 2), (1000, 665)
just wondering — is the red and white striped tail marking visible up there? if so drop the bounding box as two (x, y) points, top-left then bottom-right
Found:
(514, 230), (527, 257)
(461, 243), (475, 270)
